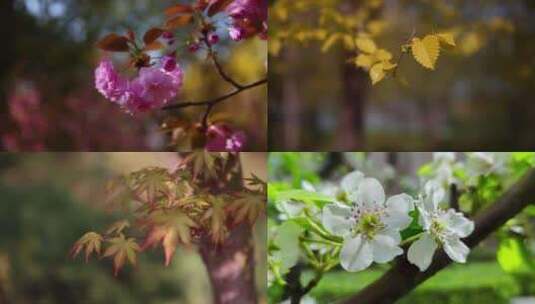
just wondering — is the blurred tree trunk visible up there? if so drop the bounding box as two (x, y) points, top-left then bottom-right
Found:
(335, 1), (383, 149)
(282, 47), (302, 149)
(0, 0), (14, 140)
(198, 154), (257, 304)
(199, 223), (257, 304)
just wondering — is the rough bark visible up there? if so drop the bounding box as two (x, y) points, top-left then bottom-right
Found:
(197, 153), (257, 304)
(342, 168), (535, 304)
(199, 223), (257, 304)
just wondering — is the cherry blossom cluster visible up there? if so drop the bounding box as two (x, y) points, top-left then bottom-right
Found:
(95, 56), (183, 114)
(93, 0), (267, 151)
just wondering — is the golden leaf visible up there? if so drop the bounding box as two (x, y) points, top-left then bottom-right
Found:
(411, 35), (440, 70)
(355, 37), (377, 54)
(437, 32), (456, 47)
(370, 63), (385, 85)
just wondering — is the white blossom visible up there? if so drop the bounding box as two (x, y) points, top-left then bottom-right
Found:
(322, 175), (413, 272)
(465, 152), (510, 183)
(408, 181), (475, 271)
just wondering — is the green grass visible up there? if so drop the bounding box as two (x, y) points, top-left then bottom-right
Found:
(309, 262), (523, 304)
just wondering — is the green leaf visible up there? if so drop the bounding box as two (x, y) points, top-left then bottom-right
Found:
(272, 189), (334, 208)
(103, 235), (140, 276)
(272, 221), (303, 273)
(497, 236), (534, 275)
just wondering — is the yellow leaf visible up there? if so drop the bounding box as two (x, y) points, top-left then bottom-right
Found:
(375, 49), (393, 61)
(343, 34), (355, 50)
(437, 32), (456, 47)
(370, 63), (385, 85)
(411, 35), (440, 70)
(382, 61), (397, 70)
(355, 37), (377, 54)
(355, 54), (375, 69)
(321, 33), (342, 53)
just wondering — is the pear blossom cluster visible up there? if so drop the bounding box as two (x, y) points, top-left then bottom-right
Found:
(320, 171), (474, 272)
(95, 56), (183, 114)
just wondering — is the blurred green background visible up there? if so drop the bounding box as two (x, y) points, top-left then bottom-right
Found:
(0, 152), (267, 304)
(268, 152), (535, 304)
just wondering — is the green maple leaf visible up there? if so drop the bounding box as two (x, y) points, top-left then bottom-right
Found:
(203, 195), (229, 244)
(130, 167), (171, 203)
(183, 151), (221, 180)
(105, 220), (130, 235)
(103, 234), (140, 276)
(227, 191), (265, 225)
(70, 232), (103, 262)
(141, 208), (198, 266)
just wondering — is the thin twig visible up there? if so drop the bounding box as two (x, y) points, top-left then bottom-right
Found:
(162, 78), (267, 111)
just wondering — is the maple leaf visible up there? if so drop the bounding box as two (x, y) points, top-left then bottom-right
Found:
(203, 196), (229, 244)
(130, 167), (171, 203)
(141, 209), (198, 266)
(227, 191), (265, 225)
(182, 152), (220, 180)
(70, 232), (103, 262)
(105, 220), (130, 235)
(103, 235), (140, 276)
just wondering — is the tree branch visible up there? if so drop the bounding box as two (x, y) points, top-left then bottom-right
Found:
(342, 168), (535, 304)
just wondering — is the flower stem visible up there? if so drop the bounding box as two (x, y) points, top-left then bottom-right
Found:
(399, 232), (424, 247)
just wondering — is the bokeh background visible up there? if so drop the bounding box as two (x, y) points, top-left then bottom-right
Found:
(0, 152), (267, 303)
(269, 0), (535, 150)
(1, 0), (267, 151)
(268, 152), (535, 304)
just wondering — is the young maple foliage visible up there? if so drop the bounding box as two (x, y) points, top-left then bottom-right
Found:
(70, 152), (266, 275)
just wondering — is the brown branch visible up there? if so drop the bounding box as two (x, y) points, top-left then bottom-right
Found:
(163, 77), (266, 129)
(342, 168), (535, 304)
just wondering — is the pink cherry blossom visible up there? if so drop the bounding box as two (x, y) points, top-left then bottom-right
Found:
(94, 57), (183, 114)
(205, 124), (246, 152)
(94, 60), (128, 104)
(225, 0), (267, 41)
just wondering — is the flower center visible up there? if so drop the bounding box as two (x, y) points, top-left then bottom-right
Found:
(349, 205), (385, 240)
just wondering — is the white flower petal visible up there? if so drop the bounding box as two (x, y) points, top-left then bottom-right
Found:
(424, 181), (444, 211)
(340, 235), (374, 272)
(441, 210), (475, 238)
(384, 194), (414, 229)
(417, 206), (432, 230)
(356, 178), (385, 208)
(443, 236), (470, 263)
(407, 233), (437, 271)
(341, 171), (364, 198)
(433, 152), (455, 163)
(378, 228), (402, 243)
(321, 203), (352, 236)
(371, 234), (403, 263)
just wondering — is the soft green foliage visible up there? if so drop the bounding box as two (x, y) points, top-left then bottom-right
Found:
(311, 262), (524, 303)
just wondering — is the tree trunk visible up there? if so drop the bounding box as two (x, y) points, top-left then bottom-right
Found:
(342, 168), (535, 304)
(199, 223), (257, 304)
(197, 153), (257, 304)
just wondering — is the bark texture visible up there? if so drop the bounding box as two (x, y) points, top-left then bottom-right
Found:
(343, 168), (535, 304)
(198, 153), (257, 304)
(199, 223), (257, 304)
